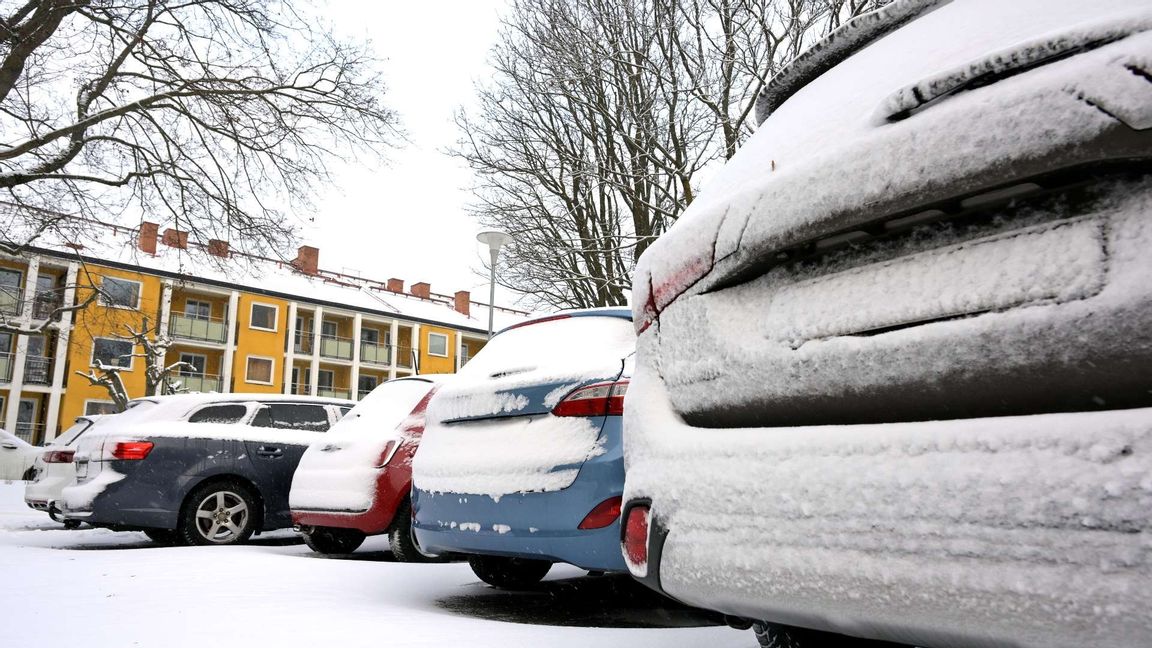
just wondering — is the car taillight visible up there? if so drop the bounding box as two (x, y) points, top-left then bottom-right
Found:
(622, 504), (650, 577)
(42, 449), (75, 464)
(578, 496), (622, 530)
(636, 254), (713, 334)
(111, 441), (154, 460)
(552, 381), (629, 417)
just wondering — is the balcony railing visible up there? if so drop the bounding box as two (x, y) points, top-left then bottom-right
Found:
(0, 353), (10, 382)
(294, 332), (314, 355)
(179, 374), (222, 393)
(23, 356), (52, 385)
(2, 421), (44, 444)
(360, 341), (391, 365)
(31, 292), (63, 320)
(169, 313), (228, 344)
(319, 335), (353, 360)
(396, 345), (414, 369)
(317, 386), (351, 400)
(0, 287), (21, 316)
(290, 382), (311, 396)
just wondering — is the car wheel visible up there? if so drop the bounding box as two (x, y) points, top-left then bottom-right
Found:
(468, 555), (552, 589)
(178, 480), (258, 546)
(304, 526), (366, 554)
(388, 499), (432, 563)
(143, 528), (179, 545)
(752, 621), (904, 648)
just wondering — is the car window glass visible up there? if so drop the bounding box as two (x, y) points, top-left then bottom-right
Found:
(264, 403), (330, 432)
(338, 406), (352, 419)
(250, 406), (272, 428)
(187, 404), (248, 424)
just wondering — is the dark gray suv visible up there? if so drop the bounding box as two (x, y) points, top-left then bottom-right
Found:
(61, 394), (352, 545)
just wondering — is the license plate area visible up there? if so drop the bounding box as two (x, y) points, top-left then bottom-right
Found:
(75, 460), (89, 480)
(762, 216), (1107, 348)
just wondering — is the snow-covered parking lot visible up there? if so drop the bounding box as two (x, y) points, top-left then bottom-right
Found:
(0, 482), (747, 647)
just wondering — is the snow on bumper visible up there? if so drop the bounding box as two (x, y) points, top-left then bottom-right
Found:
(623, 363), (1152, 648)
(60, 469), (125, 515)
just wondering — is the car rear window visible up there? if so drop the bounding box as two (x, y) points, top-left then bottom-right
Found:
(187, 404), (249, 424)
(459, 315), (635, 382)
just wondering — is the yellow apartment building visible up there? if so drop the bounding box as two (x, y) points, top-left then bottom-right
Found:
(0, 219), (527, 444)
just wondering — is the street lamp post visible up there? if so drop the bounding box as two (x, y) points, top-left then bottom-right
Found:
(476, 230), (513, 338)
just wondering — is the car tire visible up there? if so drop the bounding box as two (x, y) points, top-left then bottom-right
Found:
(468, 555), (552, 589)
(388, 498), (433, 563)
(752, 621), (904, 648)
(304, 526), (366, 554)
(177, 480), (258, 546)
(143, 528), (179, 545)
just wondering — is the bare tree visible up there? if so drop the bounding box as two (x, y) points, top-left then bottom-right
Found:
(456, 0), (886, 309)
(75, 315), (192, 412)
(0, 0), (398, 259)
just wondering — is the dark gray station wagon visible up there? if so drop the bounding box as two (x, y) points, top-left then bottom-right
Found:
(60, 394), (352, 545)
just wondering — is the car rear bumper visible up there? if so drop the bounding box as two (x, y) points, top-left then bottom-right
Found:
(413, 420), (627, 572)
(622, 363), (1152, 648)
(61, 468), (178, 530)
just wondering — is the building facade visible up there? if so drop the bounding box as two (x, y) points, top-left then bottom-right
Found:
(0, 220), (525, 444)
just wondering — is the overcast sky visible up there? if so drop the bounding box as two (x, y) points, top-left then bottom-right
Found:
(298, 1), (520, 309)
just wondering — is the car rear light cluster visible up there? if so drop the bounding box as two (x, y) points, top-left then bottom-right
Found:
(622, 504), (651, 577)
(111, 441), (154, 461)
(578, 496), (622, 530)
(42, 449), (75, 464)
(552, 381), (629, 417)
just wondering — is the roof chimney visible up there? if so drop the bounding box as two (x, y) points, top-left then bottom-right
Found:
(293, 245), (319, 275)
(207, 239), (230, 258)
(162, 228), (188, 249)
(454, 290), (470, 317)
(138, 222), (159, 255)
(386, 278), (404, 292)
(410, 282), (430, 299)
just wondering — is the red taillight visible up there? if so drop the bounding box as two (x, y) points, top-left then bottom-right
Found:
(42, 449), (75, 464)
(578, 496), (622, 530)
(111, 441), (154, 461)
(552, 381), (629, 417)
(622, 504), (650, 577)
(636, 254), (713, 334)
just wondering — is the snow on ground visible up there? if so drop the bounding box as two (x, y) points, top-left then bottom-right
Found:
(0, 481), (748, 647)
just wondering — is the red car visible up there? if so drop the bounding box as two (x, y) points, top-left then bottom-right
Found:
(289, 376), (443, 558)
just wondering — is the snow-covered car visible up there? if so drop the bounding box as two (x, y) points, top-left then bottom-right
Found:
(24, 416), (100, 523)
(289, 376), (444, 557)
(621, 1), (1152, 647)
(60, 394), (353, 545)
(0, 428), (37, 481)
(412, 309), (634, 588)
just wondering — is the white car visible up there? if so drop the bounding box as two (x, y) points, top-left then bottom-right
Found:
(24, 416), (104, 523)
(622, 1), (1152, 648)
(0, 428), (37, 481)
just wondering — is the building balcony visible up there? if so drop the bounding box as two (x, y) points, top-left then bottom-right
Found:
(317, 386), (351, 400)
(396, 345), (414, 369)
(31, 292), (62, 321)
(0, 353), (11, 382)
(169, 313), (228, 344)
(319, 335), (353, 361)
(290, 382), (311, 396)
(23, 356), (52, 385)
(179, 373), (222, 393)
(360, 341), (391, 366)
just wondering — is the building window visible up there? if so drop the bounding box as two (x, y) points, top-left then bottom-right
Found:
(357, 375), (378, 398)
(99, 277), (142, 309)
(179, 353), (207, 376)
(185, 300), (211, 319)
(92, 338), (134, 368)
(245, 356), (274, 384)
(84, 400), (119, 416)
(249, 303), (278, 331)
(318, 369), (334, 390)
(427, 332), (449, 357)
(0, 268), (21, 315)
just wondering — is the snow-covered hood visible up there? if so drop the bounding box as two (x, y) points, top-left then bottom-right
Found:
(634, 0), (1152, 329)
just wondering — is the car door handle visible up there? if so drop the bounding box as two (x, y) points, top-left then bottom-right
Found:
(0, 442), (17, 450)
(256, 446), (283, 458)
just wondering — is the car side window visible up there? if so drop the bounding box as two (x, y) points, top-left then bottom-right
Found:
(337, 406), (352, 420)
(262, 403), (331, 432)
(187, 404), (249, 424)
(250, 406), (272, 428)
